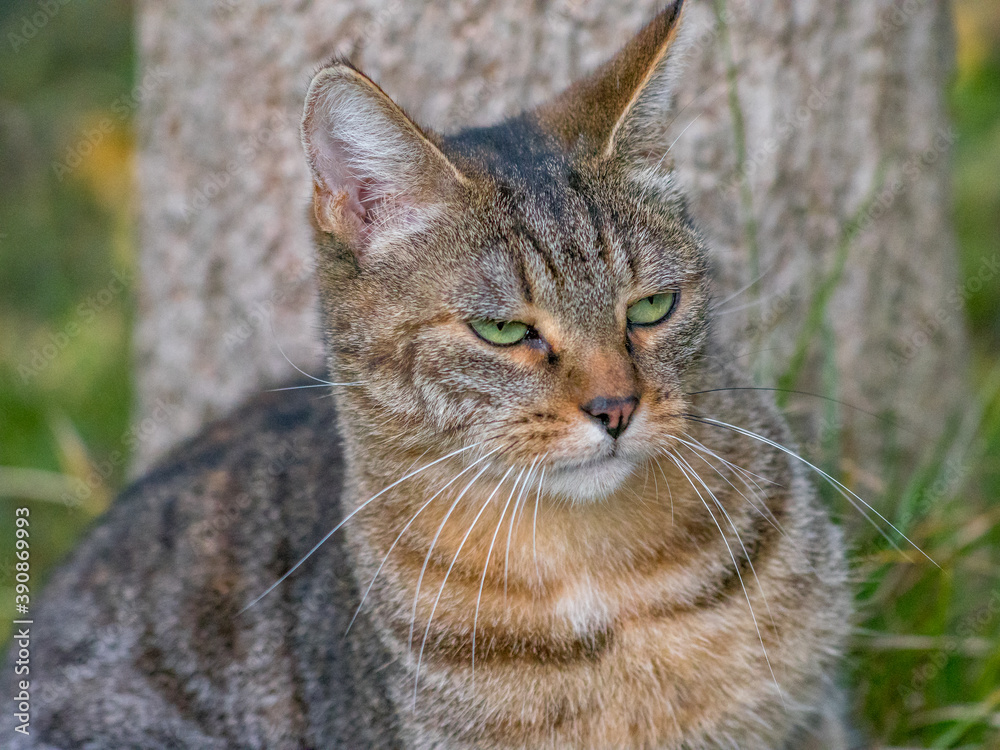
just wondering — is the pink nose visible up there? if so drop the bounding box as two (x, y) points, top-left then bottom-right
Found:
(581, 395), (639, 440)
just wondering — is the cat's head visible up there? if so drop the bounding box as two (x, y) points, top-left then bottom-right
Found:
(301, 0), (709, 502)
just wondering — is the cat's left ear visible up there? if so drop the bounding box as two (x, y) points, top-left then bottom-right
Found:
(534, 0), (687, 168)
(301, 60), (467, 256)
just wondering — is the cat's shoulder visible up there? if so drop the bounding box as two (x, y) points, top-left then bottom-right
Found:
(130, 379), (340, 508)
(40, 382), (344, 619)
(4, 385), (402, 747)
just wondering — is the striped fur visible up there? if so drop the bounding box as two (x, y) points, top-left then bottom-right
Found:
(3, 3), (851, 748)
(304, 1), (851, 747)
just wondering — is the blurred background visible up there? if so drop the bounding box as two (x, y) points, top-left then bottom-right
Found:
(0, 0), (998, 746)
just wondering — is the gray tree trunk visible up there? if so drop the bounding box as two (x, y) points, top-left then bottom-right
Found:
(133, 0), (969, 486)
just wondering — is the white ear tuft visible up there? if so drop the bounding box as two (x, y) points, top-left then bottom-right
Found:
(301, 63), (464, 255)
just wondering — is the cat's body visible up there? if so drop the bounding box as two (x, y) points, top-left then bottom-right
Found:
(4, 372), (847, 750)
(4, 3), (853, 748)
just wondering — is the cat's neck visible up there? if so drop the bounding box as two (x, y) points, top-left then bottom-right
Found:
(333, 396), (797, 747)
(332, 347), (767, 612)
(320, 344), (841, 748)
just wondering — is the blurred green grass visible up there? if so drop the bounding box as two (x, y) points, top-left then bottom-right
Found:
(0, 1), (998, 746)
(0, 0), (135, 649)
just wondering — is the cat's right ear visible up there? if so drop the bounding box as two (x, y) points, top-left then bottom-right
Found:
(301, 61), (466, 257)
(534, 1), (687, 168)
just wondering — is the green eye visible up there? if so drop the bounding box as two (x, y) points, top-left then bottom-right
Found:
(626, 292), (677, 326)
(470, 319), (530, 346)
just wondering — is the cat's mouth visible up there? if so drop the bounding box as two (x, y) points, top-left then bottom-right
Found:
(543, 454), (636, 503)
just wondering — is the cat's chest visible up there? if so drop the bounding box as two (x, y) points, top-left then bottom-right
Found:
(552, 574), (614, 635)
(363, 499), (840, 750)
(393, 589), (802, 750)
(350, 460), (835, 749)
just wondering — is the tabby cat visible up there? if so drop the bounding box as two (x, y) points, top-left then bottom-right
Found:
(4, 2), (853, 747)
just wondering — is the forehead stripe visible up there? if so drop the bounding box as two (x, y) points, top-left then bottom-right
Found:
(513, 246), (534, 304)
(513, 217), (561, 287)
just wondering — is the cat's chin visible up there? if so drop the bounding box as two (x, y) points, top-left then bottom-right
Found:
(544, 456), (636, 503)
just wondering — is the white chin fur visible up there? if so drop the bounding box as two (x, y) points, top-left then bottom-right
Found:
(544, 457), (635, 503)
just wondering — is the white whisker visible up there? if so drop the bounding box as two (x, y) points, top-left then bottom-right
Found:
(505, 456), (540, 599)
(409, 460), (495, 674)
(532, 466), (546, 586)
(680, 431), (780, 489)
(670, 450), (779, 636)
(712, 294), (779, 317)
(513, 453), (547, 536)
(268, 314), (338, 387)
(636, 81), (727, 205)
(344, 449), (496, 637)
(414, 465), (515, 700)
(666, 451), (786, 709)
(688, 415), (938, 567)
(651, 455), (674, 525)
(711, 259), (778, 311)
(239, 441), (490, 613)
(472, 465), (527, 687)
(674, 434), (784, 536)
(266, 382), (362, 392)
(399, 447), (434, 478)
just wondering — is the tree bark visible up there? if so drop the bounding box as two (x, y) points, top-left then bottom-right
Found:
(133, 0), (969, 484)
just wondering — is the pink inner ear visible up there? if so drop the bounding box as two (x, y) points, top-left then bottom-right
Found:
(304, 73), (456, 249)
(312, 133), (367, 225)
(350, 180), (391, 245)
(315, 170), (425, 249)
(355, 180), (384, 223)
(309, 121), (416, 242)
